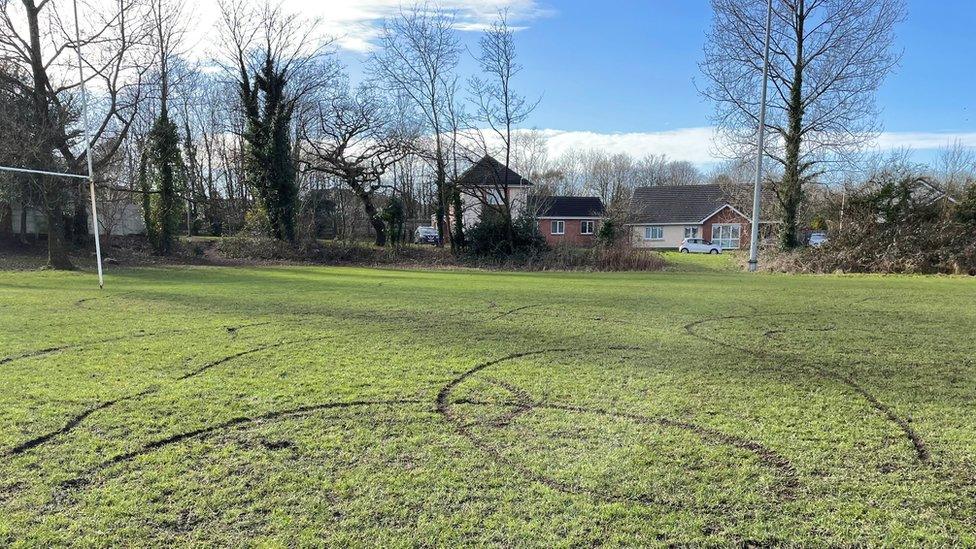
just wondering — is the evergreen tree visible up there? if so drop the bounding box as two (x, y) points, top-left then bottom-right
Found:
(239, 52), (299, 243)
(140, 111), (185, 255)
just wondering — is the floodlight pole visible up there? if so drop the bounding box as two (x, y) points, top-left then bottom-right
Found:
(748, 0), (774, 273)
(73, 0), (104, 288)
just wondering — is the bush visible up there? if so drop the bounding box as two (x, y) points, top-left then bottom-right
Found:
(597, 218), (617, 247)
(768, 175), (976, 275)
(464, 241), (665, 272)
(464, 212), (547, 261)
(216, 235), (301, 261)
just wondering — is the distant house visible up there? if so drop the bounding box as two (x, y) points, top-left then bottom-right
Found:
(628, 184), (766, 250)
(444, 155), (534, 237)
(534, 196), (604, 246)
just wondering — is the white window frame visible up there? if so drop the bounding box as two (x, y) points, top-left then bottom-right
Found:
(711, 223), (742, 249)
(643, 226), (664, 241)
(684, 226), (699, 239)
(551, 220), (565, 235)
(580, 220), (595, 235)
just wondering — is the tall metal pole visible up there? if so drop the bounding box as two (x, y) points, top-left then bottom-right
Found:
(73, 0), (105, 288)
(748, 0), (774, 273)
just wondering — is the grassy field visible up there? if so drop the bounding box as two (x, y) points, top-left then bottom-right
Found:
(1, 262), (975, 546)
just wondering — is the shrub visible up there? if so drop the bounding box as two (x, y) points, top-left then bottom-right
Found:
(597, 218), (617, 247)
(769, 175), (976, 275)
(216, 235), (300, 261)
(464, 242), (665, 272)
(464, 212), (547, 260)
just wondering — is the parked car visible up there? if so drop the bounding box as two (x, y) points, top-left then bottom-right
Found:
(413, 226), (439, 245)
(808, 232), (828, 247)
(679, 238), (722, 254)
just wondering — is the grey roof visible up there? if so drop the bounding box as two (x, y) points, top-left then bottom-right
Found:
(629, 184), (741, 224)
(457, 155), (532, 189)
(533, 196), (604, 218)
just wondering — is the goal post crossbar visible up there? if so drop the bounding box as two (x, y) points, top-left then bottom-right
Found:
(0, 165), (90, 180)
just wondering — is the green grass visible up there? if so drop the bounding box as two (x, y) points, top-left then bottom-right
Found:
(660, 250), (743, 272)
(1, 265), (974, 546)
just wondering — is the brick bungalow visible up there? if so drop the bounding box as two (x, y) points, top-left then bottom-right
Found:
(628, 184), (768, 250)
(534, 196), (605, 246)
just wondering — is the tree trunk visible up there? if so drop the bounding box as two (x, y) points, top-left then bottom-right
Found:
(19, 201), (29, 243)
(450, 184), (465, 249)
(434, 153), (447, 248)
(45, 199), (74, 270)
(0, 201), (11, 236)
(370, 215), (387, 247)
(779, 2), (806, 251)
(349, 179), (386, 247)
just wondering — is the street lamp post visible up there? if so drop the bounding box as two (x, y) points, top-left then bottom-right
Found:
(748, 0), (774, 273)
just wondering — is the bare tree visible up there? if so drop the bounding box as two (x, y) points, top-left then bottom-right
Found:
(370, 4), (460, 248)
(0, 0), (150, 268)
(467, 11), (538, 251)
(303, 87), (417, 246)
(700, 0), (904, 249)
(936, 139), (976, 197)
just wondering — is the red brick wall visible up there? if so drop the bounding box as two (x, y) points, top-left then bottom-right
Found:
(701, 207), (751, 249)
(538, 218), (600, 246)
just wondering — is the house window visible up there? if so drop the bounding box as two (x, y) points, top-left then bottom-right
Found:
(550, 220), (565, 235)
(684, 226), (699, 239)
(580, 220), (595, 235)
(711, 224), (742, 249)
(643, 226), (664, 240)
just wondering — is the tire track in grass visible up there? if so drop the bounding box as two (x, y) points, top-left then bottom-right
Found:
(5, 389), (156, 456)
(436, 347), (799, 507)
(490, 304), (540, 321)
(0, 321), (277, 367)
(74, 290), (136, 308)
(683, 314), (931, 464)
(44, 344), (796, 514)
(2, 335), (333, 458)
(58, 399), (426, 490)
(473, 305), (932, 466)
(476, 377), (534, 428)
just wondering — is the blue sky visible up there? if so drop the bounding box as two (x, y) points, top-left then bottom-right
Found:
(479, 0), (976, 135)
(244, 0), (976, 165)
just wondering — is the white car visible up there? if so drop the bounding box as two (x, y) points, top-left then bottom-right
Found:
(679, 238), (722, 254)
(808, 232), (828, 247)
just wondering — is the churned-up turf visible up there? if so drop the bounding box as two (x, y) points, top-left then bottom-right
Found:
(0, 263), (974, 546)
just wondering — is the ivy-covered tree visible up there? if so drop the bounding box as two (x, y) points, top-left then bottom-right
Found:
(140, 113), (185, 254)
(701, 0), (904, 249)
(220, 2), (331, 243)
(138, 0), (188, 255)
(381, 196), (406, 246)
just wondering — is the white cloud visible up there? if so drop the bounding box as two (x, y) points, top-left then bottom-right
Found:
(521, 128), (976, 167)
(532, 127), (720, 165)
(191, 0), (550, 54)
(875, 131), (976, 150)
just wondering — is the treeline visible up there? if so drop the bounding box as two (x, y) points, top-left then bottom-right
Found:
(0, 1), (560, 266)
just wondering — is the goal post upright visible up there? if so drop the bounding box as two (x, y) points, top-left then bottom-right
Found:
(73, 0), (104, 288)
